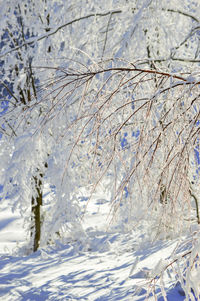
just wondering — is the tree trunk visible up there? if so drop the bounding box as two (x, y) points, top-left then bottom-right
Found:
(189, 188), (200, 225)
(31, 175), (43, 252)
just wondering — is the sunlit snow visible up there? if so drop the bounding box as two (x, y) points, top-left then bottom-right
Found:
(0, 188), (188, 300)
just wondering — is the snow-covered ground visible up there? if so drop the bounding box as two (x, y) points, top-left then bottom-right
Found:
(0, 190), (189, 300)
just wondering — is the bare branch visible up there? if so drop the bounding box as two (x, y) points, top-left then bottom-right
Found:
(0, 10), (122, 59)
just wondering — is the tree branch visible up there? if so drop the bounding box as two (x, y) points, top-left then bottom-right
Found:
(1, 7), (198, 60)
(0, 10), (122, 59)
(165, 8), (199, 23)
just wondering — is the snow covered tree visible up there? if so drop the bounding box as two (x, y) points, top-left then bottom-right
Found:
(0, 0), (200, 297)
(0, 1), (43, 252)
(0, 0), (72, 251)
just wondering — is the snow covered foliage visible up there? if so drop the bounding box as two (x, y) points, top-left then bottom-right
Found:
(0, 0), (200, 299)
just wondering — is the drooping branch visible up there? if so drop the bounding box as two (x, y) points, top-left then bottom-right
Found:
(138, 58), (200, 65)
(164, 8), (199, 23)
(39, 63), (199, 224)
(50, 66), (200, 85)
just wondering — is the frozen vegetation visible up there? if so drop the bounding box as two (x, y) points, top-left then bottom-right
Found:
(0, 0), (200, 299)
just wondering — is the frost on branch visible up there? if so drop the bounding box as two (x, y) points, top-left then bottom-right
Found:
(43, 62), (200, 235)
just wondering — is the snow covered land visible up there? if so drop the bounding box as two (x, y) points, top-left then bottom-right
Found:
(0, 187), (196, 300)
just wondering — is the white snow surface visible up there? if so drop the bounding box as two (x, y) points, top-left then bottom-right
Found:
(0, 188), (187, 300)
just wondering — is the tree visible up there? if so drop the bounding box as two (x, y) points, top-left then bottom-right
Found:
(0, 0), (68, 251)
(0, 0), (200, 297)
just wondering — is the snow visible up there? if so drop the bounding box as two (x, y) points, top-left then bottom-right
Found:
(0, 190), (189, 301)
(0, 207), (25, 254)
